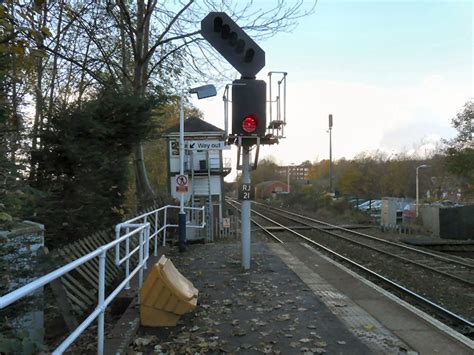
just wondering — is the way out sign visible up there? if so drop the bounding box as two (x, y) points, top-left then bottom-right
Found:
(175, 174), (189, 193)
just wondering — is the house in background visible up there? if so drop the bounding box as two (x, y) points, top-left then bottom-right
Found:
(276, 162), (311, 182)
(255, 180), (289, 199)
(164, 117), (231, 240)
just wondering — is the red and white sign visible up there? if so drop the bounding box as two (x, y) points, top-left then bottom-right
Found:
(222, 218), (231, 229)
(175, 174), (188, 193)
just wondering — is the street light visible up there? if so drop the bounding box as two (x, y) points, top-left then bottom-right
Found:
(328, 114), (333, 195)
(416, 164), (430, 218)
(287, 163), (294, 193)
(178, 84), (217, 252)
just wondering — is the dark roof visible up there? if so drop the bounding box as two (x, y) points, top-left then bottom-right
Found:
(164, 116), (224, 134)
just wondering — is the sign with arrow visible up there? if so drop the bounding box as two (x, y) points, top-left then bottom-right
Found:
(186, 140), (230, 150)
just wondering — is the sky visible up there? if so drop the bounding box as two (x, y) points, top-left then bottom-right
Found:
(191, 0), (473, 180)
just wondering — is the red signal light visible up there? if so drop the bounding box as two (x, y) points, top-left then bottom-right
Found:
(242, 115), (258, 133)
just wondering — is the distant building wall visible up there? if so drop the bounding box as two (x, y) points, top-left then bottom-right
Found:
(420, 206), (440, 236)
(255, 181), (288, 199)
(276, 163), (311, 182)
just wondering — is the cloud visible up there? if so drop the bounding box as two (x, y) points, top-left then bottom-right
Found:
(192, 74), (469, 181)
(265, 75), (468, 162)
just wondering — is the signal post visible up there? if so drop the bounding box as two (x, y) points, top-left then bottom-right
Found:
(201, 13), (286, 269)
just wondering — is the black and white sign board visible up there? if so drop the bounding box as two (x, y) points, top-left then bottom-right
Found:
(187, 140), (230, 150)
(238, 184), (254, 200)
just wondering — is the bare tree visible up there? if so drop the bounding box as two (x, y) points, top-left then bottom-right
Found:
(19, 0), (317, 205)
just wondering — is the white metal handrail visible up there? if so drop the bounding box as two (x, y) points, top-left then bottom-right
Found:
(114, 204), (206, 290)
(0, 204), (205, 354)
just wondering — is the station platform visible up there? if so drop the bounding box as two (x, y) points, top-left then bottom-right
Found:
(111, 241), (473, 354)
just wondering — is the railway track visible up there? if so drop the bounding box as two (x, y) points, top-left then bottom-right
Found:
(226, 199), (474, 338)
(252, 201), (474, 286)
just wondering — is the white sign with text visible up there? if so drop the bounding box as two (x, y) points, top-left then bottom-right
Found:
(186, 141), (230, 150)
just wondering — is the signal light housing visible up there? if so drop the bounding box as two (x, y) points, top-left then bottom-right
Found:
(232, 79), (266, 137)
(201, 12), (265, 78)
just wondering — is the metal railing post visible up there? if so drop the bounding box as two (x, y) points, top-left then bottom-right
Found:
(144, 216), (149, 270)
(125, 227), (130, 289)
(114, 225), (121, 265)
(154, 211), (158, 256)
(139, 230), (144, 290)
(97, 251), (106, 355)
(145, 223), (150, 265)
(163, 207), (167, 246)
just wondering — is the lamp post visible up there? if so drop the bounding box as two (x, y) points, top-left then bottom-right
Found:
(178, 84), (216, 252)
(416, 164), (430, 218)
(287, 163), (294, 193)
(328, 114), (333, 195)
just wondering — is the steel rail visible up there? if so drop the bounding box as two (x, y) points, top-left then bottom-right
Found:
(226, 199), (473, 329)
(253, 204), (474, 287)
(226, 200), (284, 244)
(254, 201), (474, 269)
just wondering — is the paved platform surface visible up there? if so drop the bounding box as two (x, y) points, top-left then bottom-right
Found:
(112, 241), (472, 354)
(125, 242), (399, 354)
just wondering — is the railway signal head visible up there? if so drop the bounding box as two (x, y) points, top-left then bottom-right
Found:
(201, 12), (265, 78)
(232, 79), (266, 136)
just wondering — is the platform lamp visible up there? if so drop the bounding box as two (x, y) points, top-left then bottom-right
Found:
(416, 164), (430, 218)
(179, 84), (217, 252)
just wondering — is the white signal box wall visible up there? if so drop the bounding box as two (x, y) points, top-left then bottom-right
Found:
(164, 117), (231, 241)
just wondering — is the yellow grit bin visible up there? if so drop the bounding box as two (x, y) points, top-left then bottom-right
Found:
(140, 255), (199, 327)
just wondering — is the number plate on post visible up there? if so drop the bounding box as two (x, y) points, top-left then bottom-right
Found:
(238, 184), (254, 200)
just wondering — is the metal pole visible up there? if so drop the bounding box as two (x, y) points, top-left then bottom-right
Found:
(97, 251), (106, 355)
(241, 146), (251, 270)
(143, 216), (148, 270)
(191, 151), (195, 222)
(154, 211), (158, 256)
(163, 208), (167, 246)
(207, 150), (213, 242)
(283, 75), (287, 124)
(416, 167), (420, 218)
(138, 230), (144, 289)
(329, 127), (333, 194)
(268, 73), (272, 126)
(179, 94), (186, 252)
(125, 227), (130, 289)
(329, 114), (333, 195)
(224, 85), (229, 138)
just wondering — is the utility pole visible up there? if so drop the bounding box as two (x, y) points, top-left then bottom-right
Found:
(328, 114), (333, 195)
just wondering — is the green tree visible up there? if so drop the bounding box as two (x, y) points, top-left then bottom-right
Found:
(445, 101), (473, 182)
(251, 158), (279, 185)
(34, 89), (159, 247)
